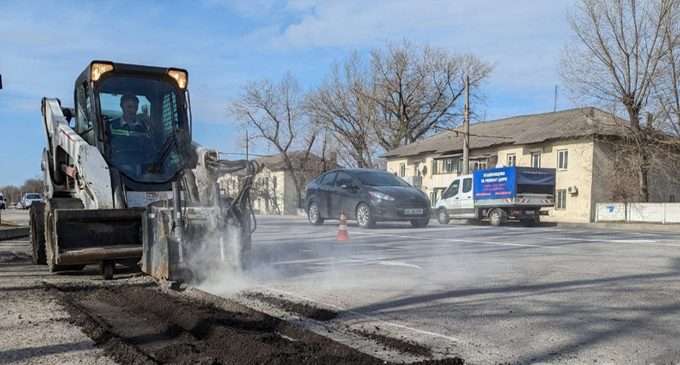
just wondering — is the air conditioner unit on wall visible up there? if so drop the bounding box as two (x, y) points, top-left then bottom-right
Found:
(567, 186), (579, 195)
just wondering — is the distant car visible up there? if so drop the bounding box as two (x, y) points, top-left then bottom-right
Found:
(305, 169), (431, 228)
(0, 193), (6, 209)
(19, 193), (44, 209)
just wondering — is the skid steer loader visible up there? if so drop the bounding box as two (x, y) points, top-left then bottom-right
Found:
(30, 60), (259, 281)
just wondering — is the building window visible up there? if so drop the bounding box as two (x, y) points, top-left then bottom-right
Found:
(399, 163), (406, 177)
(507, 154), (516, 166)
(531, 152), (541, 168)
(558, 150), (568, 170)
(556, 189), (567, 209)
(431, 159), (438, 175)
(471, 160), (487, 172)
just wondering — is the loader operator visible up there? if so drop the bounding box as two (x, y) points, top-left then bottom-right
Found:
(110, 94), (148, 135)
(108, 94), (152, 173)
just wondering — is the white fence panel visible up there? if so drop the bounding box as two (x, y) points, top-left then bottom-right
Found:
(627, 203), (665, 223)
(665, 204), (680, 223)
(596, 203), (626, 222)
(596, 202), (680, 224)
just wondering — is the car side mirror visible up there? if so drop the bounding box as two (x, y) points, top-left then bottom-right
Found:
(341, 184), (357, 191)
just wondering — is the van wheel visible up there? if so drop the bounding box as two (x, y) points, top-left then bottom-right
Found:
(437, 208), (450, 225)
(489, 209), (506, 227)
(307, 202), (324, 225)
(356, 203), (375, 228)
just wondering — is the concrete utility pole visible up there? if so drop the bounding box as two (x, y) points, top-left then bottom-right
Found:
(553, 85), (558, 112)
(245, 129), (249, 161)
(462, 75), (470, 175)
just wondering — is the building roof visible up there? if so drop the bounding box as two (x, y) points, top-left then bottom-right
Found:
(383, 107), (627, 159)
(256, 151), (325, 171)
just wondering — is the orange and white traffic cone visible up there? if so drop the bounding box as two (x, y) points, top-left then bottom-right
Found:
(337, 210), (349, 241)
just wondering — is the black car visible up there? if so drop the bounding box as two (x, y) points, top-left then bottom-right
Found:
(305, 169), (430, 228)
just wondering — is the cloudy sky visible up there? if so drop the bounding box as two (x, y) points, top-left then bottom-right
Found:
(0, 0), (574, 186)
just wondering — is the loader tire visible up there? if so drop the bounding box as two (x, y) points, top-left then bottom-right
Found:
(30, 202), (46, 265)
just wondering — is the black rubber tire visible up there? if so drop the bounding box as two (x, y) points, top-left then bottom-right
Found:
(356, 203), (375, 229)
(410, 218), (430, 228)
(30, 202), (46, 265)
(521, 215), (540, 227)
(437, 208), (450, 225)
(307, 202), (324, 225)
(101, 261), (115, 280)
(489, 208), (506, 227)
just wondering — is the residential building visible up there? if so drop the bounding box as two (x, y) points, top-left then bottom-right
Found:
(383, 107), (680, 223)
(218, 151), (336, 215)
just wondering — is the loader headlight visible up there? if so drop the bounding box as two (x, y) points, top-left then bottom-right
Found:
(368, 191), (395, 201)
(168, 69), (188, 89)
(90, 62), (114, 81)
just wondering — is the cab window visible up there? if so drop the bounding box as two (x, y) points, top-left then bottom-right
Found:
(462, 178), (472, 193)
(443, 179), (460, 199)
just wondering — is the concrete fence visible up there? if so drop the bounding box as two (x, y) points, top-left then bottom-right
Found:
(595, 202), (680, 224)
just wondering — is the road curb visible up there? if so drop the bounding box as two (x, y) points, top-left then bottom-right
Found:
(0, 227), (29, 240)
(555, 222), (680, 233)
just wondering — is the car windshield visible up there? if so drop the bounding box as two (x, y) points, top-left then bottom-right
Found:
(354, 171), (411, 187)
(26, 194), (41, 199)
(97, 74), (185, 183)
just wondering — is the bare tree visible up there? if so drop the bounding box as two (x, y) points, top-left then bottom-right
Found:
(306, 54), (380, 168)
(562, 0), (676, 201)
(230, 74), (318, 208)
(370, 41), (492, 149)
(307, 43), (491, 168)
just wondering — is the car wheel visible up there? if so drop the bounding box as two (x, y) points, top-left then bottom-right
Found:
(410, 218), (429, 228)
(437, 208), (449, 225)
(520, 215), (540, 227)
(489, 208), (506, 227)
(307, 202), (324, 225)
(356, 203), (375, 229)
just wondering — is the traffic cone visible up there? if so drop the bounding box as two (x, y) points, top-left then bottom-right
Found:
(337, 210), (349, 241)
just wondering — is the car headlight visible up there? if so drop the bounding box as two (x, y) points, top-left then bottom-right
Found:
(368, 191), (395, 201)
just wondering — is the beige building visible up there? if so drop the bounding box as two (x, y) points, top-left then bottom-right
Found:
(384, 107), (680, 223)
(218, 152), (334, 215)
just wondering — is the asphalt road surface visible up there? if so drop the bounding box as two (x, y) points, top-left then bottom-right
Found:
(201, 216), (680, 365)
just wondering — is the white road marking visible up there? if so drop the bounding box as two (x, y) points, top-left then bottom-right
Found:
(376, 261), (422, 269)
(260, 287), (463, 344)
(352, 231), (559, 249)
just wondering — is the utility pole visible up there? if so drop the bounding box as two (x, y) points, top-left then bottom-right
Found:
(245, 129), (249, 161)
(553, 85), (558, 112)
(462, 75), (470, 175)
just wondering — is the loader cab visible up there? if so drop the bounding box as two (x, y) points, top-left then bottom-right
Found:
(73, 61), (194, 189)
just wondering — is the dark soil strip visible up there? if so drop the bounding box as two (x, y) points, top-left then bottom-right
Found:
(246, 292), (338, 321)
(352, 328), (433, 357)
(49, 281), (384, 365)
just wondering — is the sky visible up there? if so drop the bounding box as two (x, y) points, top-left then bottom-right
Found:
(0, 0), (575, 186)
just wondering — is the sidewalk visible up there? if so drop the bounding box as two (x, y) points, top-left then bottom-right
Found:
(556, 221), (680, 234)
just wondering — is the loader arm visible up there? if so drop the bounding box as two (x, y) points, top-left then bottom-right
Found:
(42, 98), (113, 209)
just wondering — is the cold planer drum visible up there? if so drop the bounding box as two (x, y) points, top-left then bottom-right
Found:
(142, 203), (253, 283)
